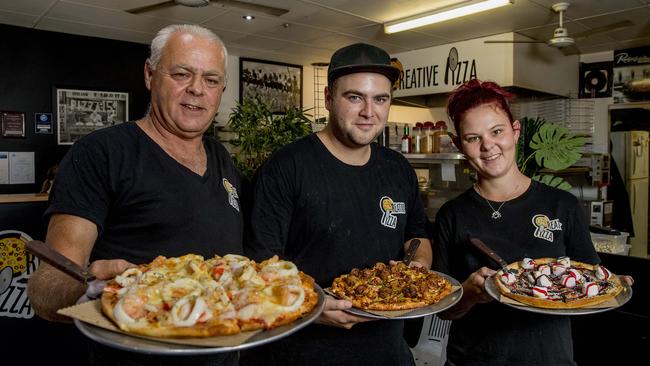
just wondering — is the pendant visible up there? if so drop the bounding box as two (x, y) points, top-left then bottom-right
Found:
(491, 211), (502, 219)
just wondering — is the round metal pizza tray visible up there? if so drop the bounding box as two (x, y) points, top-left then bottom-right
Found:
(484, 276), (633, 316)
(75, 284), (326, 355)
(342, 271), (463, 320)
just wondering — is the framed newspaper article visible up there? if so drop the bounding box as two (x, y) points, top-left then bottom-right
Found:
(239, 58), (302, 113)
(55, 87), (129, 145)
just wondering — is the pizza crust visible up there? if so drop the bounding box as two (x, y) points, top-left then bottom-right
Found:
(494, 257), (624, 309)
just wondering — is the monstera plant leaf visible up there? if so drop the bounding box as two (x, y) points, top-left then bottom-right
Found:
(533, 174), (573, 191)
(530, 124), (585, 171)
(517, 117), (547, 177)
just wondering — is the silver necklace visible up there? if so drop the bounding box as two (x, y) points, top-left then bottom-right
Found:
(475, 184), (519, 220)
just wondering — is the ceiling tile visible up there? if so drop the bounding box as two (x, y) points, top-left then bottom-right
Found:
(47, 2), (170, 33)
(0, 0), (57, 14)
(36, 17), (154, 44)
(0, 9), (39, 27)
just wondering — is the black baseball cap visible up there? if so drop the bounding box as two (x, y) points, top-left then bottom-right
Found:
(327, 43), (400, 86)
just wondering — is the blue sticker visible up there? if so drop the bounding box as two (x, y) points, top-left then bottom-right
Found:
(34, 113), (53, 134)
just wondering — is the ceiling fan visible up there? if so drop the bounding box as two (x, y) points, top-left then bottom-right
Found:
(484, 2), (633, 55)
(126, 0), (289, 17)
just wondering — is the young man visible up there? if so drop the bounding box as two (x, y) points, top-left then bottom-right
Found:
(242, 43), (431, 366)
(28, 24), (244, 366)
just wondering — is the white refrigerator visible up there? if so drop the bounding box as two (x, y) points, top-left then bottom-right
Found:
(611, 131), (649, 257)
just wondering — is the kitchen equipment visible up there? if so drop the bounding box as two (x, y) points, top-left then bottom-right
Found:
(586, 200), (614, 228)
(26, 240), (95, 283)
(610, 131), (649, 257)
(403, 238), (421, 266)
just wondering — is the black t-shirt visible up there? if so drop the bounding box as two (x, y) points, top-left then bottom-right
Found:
(242, 133), (427, 366)
(47, 122), (245, 263)
(46, 122), (244, 366)
(432, 181), (600, 366)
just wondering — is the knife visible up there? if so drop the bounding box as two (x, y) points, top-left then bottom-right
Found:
(403, 238), (421, 266)
(26, 240), (96, 283)
(468, 237), (515, 273)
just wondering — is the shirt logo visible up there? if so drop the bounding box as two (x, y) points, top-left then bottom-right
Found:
(380, 196), (406, 229)
(222, 178), (240, 212)
(532, 214), (562, 242)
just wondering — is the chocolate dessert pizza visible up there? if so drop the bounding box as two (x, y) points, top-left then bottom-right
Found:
(494, 257), (624, 309)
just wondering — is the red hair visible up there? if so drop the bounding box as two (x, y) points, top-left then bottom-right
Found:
(446, 79), (515, 134)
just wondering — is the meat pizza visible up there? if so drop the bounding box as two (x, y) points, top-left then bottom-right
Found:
(494, 257), (624, 309)
(101, 254), (319, 338)
(331, 262), (453, 311)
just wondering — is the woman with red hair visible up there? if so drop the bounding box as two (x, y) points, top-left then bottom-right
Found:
(432, 79), (601, 365)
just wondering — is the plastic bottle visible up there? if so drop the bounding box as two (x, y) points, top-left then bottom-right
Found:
(401, 124), (412, 154)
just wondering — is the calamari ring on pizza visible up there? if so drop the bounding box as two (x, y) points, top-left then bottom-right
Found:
(101, 254), (318, 338)
(494, 257), (624, 309)
(331, 262), (453, 311)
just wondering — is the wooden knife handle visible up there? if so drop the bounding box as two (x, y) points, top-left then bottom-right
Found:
(26, 240), (95, 283)
(468, 237), (509, 269)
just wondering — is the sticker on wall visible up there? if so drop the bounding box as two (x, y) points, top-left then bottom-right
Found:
(34, 113), (53, 134)
(0, 230), (39, 319)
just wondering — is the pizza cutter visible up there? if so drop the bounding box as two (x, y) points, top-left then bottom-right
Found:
(469, 237), (516, 274)
(26, 240), (96, 283)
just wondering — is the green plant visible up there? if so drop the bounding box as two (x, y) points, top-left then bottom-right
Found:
(517, 117), (586, 190)
(227, 98), (312, 177)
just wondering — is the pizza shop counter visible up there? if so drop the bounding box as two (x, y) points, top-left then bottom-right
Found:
(572, 253), (650, 364)
(0, 193), (87, 364)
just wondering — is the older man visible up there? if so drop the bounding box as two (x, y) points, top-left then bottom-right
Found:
(28, 24), (243, 366)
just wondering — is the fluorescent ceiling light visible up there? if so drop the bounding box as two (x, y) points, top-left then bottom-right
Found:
(384, 0), (513, 34)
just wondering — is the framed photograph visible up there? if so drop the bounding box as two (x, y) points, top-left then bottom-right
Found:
(240, 58), (302, 113)
(1, 111), (26, 138)
(55, 87), (129, 145)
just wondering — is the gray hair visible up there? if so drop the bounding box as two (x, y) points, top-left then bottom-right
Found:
(148, 24), (229, 79)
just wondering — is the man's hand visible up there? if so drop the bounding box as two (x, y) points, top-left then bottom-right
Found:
(76, 259), (137, 304)
(88, 259), (136, 280)
(389, 259), (426, 268)
(315, 296), (375, 329)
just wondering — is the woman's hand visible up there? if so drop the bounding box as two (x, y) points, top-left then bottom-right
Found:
(439, 266), (495, 320)
(463, 266), (496, 304)
(315, 296), (375, 329)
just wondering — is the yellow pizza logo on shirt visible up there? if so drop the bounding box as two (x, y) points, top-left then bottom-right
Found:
(532, 214), (562, 242)
(222, 178), (240, 212)
(379, 196), (406, 229)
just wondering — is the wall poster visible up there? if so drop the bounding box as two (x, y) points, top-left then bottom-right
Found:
(55, 87), (129, 144)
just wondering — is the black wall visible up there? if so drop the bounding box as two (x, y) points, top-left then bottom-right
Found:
(0, 24), (150, 194)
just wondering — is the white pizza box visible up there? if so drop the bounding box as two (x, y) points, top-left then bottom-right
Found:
(590, 232), (630, 255)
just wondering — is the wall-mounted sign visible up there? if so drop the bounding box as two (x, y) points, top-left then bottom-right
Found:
(0, 230), (38, 319)
(34, 113), (53, 134)
(1, 111), (26, 138)
(391, 35), (507, 98)
(613, 46), (650, 103)
(391, 33), (579, 99)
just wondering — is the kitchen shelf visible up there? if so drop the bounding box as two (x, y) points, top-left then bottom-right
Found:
(404, 153), (465, 164)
